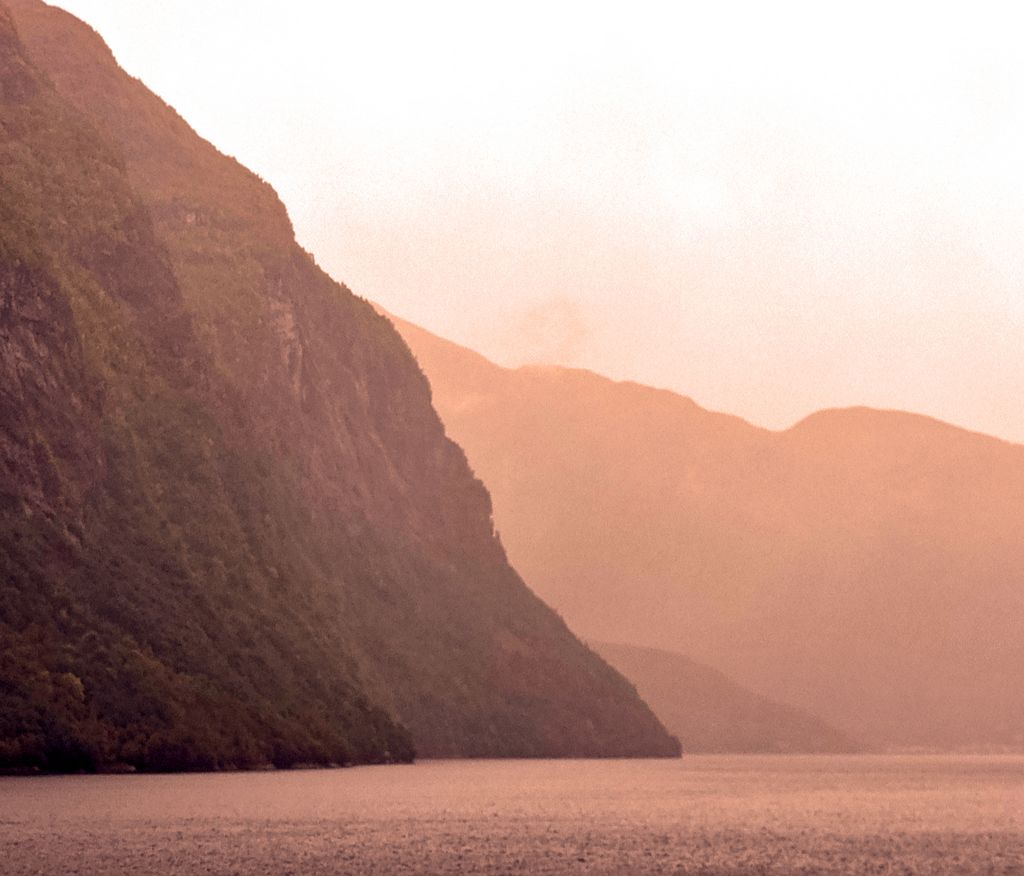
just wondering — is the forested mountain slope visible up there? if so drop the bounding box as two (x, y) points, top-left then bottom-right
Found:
(0, 0), (679, 771)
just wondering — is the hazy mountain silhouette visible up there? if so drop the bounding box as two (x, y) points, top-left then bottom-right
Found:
(392, 314), (1024, 751)
(0, 0), (680, 772)
(594, 643), (858, 753)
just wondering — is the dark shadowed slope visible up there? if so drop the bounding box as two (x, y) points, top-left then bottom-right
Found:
(593, 643), (858, 753)
(391, 313), (1024, 751)
(0, 0), (679, 772)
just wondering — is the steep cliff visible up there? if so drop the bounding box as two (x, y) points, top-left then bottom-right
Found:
(0, 0), (679, 771)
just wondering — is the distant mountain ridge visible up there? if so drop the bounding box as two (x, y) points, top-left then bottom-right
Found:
(0, 0), (680, 772)
(593, 642), (858, 754)
(390, 312), (1024, 751)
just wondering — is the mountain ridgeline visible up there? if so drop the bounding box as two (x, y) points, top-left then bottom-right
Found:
(0, 0), (680, 772)
(593, 643), (857, 754)
(392, 315), (1024, 752)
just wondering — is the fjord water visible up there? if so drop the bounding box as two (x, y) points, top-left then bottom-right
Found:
(2, 757), (1021, 874)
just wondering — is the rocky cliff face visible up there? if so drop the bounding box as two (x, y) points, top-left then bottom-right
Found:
(392, 314), (1024, 751)
(0, 0), (680, 771)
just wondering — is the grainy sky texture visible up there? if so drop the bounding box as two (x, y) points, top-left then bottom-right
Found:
(54, 0), (1024, 442)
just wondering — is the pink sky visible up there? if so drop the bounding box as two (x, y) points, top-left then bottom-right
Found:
(53, 0), (1024, 443)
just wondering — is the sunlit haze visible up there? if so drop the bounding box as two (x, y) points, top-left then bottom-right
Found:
(54, 0), (1024, 442)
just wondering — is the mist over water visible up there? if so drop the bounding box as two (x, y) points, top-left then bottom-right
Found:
(3, 756), (1022, 874)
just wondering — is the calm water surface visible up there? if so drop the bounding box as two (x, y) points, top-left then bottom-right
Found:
(1, 755), (1022, 874)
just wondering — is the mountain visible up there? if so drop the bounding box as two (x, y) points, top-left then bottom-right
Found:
(391, 314), (1024, 751)
(0, 0), (680, 772)
(593, 643), (857, 754)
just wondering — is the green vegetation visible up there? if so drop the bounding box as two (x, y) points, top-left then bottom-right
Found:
(0, 0), (679, 771)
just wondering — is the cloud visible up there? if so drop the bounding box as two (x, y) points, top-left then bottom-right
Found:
(503, 297), (591, 366)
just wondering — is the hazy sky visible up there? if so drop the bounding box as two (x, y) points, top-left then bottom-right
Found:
(54, 0), (1024, 442)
